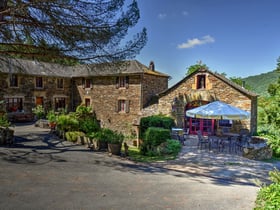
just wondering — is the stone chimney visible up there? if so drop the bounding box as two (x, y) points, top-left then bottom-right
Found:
(149, 61), (155, 71)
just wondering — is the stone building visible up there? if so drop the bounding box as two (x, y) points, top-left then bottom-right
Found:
(0, 57), (258, 136)
(0, 57), (169, 136)
(156, 68), (258, 135)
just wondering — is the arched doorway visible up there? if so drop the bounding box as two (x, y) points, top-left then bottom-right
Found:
(184, 100), (215, 135)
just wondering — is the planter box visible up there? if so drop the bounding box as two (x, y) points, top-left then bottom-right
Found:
(108, 143), (122, 155)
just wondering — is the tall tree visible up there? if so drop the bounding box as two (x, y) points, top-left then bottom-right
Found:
(0, 0), (147, 63)
(185, 61), (208, 75)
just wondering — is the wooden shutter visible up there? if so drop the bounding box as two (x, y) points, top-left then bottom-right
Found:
(82, 78), (85, 88)
(125, 100), (130, 113)
(125, 76), (129, 89)
(116, 77), (119, 89)
(115, 100), (119, 112)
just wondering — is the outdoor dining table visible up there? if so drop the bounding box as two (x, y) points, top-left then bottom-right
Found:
(223, 132), (240, 137)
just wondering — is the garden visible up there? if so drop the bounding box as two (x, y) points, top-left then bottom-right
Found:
(32, 105), (182, 160)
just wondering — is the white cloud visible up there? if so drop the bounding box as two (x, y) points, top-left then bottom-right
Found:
(177, 35), (215, 49)
(158, 13), (167, 20)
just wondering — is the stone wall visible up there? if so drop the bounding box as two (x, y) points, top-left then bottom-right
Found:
(142, 74), (168, 108)
(158, 71), (255, 133)
(0, 73), (72, 114)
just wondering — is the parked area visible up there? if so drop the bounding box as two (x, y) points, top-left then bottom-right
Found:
(0, 123), (280, 210)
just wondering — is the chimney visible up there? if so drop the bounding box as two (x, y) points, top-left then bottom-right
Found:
(149, 61), (155, 71)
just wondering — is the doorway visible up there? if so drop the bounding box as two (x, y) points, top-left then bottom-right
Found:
(185, 100), (215, 135)
(36, 97), (44, 106)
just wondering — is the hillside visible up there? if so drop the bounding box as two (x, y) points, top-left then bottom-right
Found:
(243, 71), (280, 97)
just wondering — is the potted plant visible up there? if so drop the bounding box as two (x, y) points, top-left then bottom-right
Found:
(107, 130), (124, 155)
(46, 110), (57, 130)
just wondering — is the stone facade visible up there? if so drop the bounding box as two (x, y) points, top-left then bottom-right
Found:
(155, 69), (258, 135)
(0, 57), (169, 136)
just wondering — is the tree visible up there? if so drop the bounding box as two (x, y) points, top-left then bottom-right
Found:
(276, 56), (280, 72)
(0, 0), (147, 63)
(186, 61), (208, 75)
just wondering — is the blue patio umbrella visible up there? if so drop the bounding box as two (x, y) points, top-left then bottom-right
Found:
(185, 101), (250, 120)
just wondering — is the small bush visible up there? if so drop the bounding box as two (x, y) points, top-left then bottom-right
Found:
(140, 127), (171, 155)
(65, 131), (85, 142)
(79, 118), (100, 134)
(255, 168), (280, 209)
(140, 115), (175, 139)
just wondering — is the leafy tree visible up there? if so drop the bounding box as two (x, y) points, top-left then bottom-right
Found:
(276, 56), (280, 72)
(0, 0), (147, 63)
(186, 61), (208, 75)
(229, 76), (252, 90)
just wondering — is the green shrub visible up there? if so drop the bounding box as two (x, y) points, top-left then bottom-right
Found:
(140, 127), (171, 155)
(89, 128), (124, 144)
(57, 114), (79, 132)
(79, 117), (100, 134)
(255, 168), (280, 209)
(260, 133), (280, 157)
(32, 105), (45, 119)
(65, 131), (85, 142)
(0, 114), (10, 127)
(140, 115), (175, 139)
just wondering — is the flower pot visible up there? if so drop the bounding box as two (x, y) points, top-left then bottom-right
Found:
(108, 143), (122, 155)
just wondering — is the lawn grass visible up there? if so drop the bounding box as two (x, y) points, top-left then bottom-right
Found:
(126, 145), (178, 163)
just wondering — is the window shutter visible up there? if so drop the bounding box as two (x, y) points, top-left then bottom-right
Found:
(125, 76), (129, 89)
(115, 100), (119, 112)
(82, 78), (85, 88)
(116, 77), (119, 89)
(90, 79), (93, 89)
(125, 100), (130, 113)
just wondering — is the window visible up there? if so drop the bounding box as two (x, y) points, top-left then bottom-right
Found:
(54, 97), (66, 111)
(197, 75), (206, 89)
(57, 78), (64, 89)
(85, 98), (90, 107)
(35, 77), (43, 88)
(9, 74), (18, 87)
(219, 120), (232, 127)
(116, 100), (129, 113)
(6, 98), (23, 112)
(116, 76), (129, 89)
(82, 78), (92, 89)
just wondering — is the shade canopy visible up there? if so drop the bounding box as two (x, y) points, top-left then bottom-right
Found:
(185, 101), (250, 120)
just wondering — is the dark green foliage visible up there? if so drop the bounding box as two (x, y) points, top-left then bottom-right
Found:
(163, 139), (182, 155)
(79, 118), (100, 134)
(144, 127), (171, 147)
(255, 169), (280, 209)
(140, 127), (171, 155)
(56, 114), (79, 132)
(140, 115), (175, 139)
(89, 128), (124, 144)
(0, 0), (147, 63)
(243, 71), (280, 96)
(75, 105), (100, 134)
(186, 62), (209, 76)
(0, 114), (10, 127)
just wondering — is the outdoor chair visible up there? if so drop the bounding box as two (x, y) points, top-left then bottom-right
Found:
(197, 130), (210, 150)
(209, 136), (223, 152)
(221, 136), (238, 153)
(236, 135), (250, 152)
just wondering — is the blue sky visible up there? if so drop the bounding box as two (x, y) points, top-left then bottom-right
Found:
(127, 0), (280, 86)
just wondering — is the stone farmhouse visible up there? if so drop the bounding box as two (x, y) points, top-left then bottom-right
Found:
(0, 57), (258, 136)
(0, 57), (169, 136)
(158, 68), (258, 135)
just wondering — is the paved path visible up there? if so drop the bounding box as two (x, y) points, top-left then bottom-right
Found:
(152, 136), (280, 185)
(0, 123), (279, 210)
